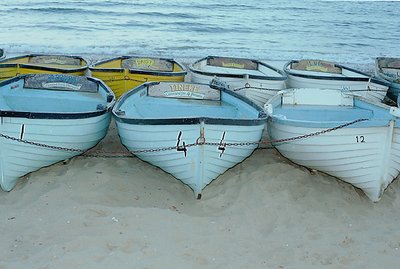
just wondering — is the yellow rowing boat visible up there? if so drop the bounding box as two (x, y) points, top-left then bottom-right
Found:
(0, 54), (88, 81)
(89, 56), (187, 98)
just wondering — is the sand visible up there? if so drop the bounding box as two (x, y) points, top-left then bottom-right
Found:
(1, 118), (400, 269)
(1, 58), (399, 268)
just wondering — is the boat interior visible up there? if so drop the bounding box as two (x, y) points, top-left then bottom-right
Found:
(288, 60), (369, 78)
(268, 88), (393, 125)
(92, 56), (185, 73)
(0, 55), (86, 69)
(194, 57), (282, 77)
(0, 75), (110, 113)
(117, 83), (261, 120)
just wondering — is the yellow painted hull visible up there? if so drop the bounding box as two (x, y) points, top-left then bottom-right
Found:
(0, 54), (88, 81)
(90, 56), (187, 98)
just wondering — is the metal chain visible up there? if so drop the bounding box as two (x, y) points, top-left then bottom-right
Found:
(129, 142), (197, 154)
(0, 133), (84, 152)
(266, 118), (368, 145)
(234, 86), (282, 92)
(0, 118), (368, 158)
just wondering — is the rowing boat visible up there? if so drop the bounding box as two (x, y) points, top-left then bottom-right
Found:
(375, 57), (400, 102)
(90, 56), (187, 98)
(284, 59), (389, 103)
(265, 88), (400, 201)
(113, 81), (266, 198)
(189, 56), (287, 106)
(0, 54), (88, 81)
(0, 74), (115, 191)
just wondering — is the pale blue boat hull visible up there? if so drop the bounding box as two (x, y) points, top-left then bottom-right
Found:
(265, 88), (400, 201)
(113, 81), (266, 197)
(0, 74), (115, 191)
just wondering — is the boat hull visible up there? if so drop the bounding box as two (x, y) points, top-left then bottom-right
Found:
(189, 56), (287, 107)
(268, 119), (400, 201)
(190, 72), (286, 107)
(386, 82), (400, 103)
(116, 121), (264, 196)
(284, 60), (388, 103)
(0, 111), (111, 191)
(285, 73), (387, 103)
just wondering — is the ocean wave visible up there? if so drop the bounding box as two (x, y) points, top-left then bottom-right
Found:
(0, 0), (398, 66)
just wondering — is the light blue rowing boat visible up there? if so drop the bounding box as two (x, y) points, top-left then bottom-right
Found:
(0, 74), (115, 191)
(375, 57), (400, 103)
(113, 81), (266, 198)
(265, 88), (400, 201)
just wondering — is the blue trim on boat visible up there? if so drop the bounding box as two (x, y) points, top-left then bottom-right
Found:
(114, 117), (265, 126)
(0, 110), (108, 119)
(189, 55), (287, 81)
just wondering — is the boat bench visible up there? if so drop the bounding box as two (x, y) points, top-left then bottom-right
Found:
(134, 100), (239, 119)
(277, 105), (373, 122)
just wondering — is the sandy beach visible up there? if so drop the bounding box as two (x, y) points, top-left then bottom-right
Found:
(1, 114), (400, 269)
(2, 0), (399, 266)
(0, 57), (399, 269)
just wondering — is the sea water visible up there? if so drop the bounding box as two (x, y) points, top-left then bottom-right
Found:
(0, 0), (399, 69)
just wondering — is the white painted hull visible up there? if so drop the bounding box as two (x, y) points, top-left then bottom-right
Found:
(116, 121), (264, 196)
(190, 72), (286, 107)
(286, 73), (387, 103)
(268, 120), (400, 201)
(0, 114), (111, 190)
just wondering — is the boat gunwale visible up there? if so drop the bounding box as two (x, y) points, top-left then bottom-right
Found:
(188, 55), (287, 81)
(89, 55), (187, 77)
(0, 54), (88, 72)
(112, 81), (267, 126)
(284, 59), (389, 86)
(0, 75), (116, 119)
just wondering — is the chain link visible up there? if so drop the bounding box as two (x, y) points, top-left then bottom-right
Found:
(234, 86), (282, 92)
(0, 118), (368, 158)
(267, 118), (368, 145)
(0, 133), (84, 152)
